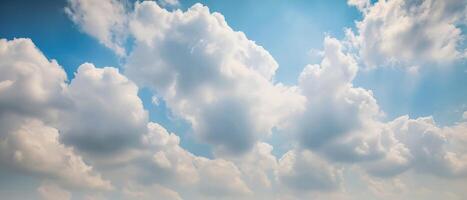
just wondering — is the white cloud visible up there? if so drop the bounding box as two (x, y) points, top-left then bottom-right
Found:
(385, 115), (467, 177)
(359, 113), (467, 179)
(347, 0), (370, 11)
(195, 157), (252, 198)
(0, 38), (111, 191)
(5, 0), (463, 199)
(139, 122), (253, 199)
(59, 63), (148, 155)
(348, 0), (466, 68)
(290, 36), (384, 162)
(277, 149), (342, 192)
(124, 1), (304, 155)
(0, 38), (67, 133)
(0, 119), (112, 190)
(0, 36), (258, 199)
(66, 0), (304, 155)
(289, 35), (467, 183)
(65, 0), (128, 56)
(358, 171), (467, 200)
(224, 142), (278, 190)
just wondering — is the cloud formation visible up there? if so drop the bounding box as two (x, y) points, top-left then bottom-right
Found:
(60, 63), (148, 155)
(292, 36), (383, 162)
(1, 0), (467, 199)
(277, 149), (342, 192)
(0, 38), (111, 191)
(123, 1), (304, 155)
(348, 0), (466, 68)
(0, 37), (278, 199)
(65, 0), (128, 56)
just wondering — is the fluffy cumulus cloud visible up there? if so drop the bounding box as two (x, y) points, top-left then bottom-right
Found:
(277, 149), (342, 192)
(62, 0), (467, 198)
(59, 63), (148, 155)
(0, 35), (286, 199)
(389, 116), (467, 177)
(0, 37), (259, 199)
(291, 36), (385, 162)
(136, 122), (254, 199)
(0, 38), (112, 191)
(65, 0), (128, 56)
(0, 38), (67, 132)
(292, 36), (467, 181)
(348, 0), (467, 68)
(2, 0), (467, 199)
(354, 113), (467, 179)
(0, 119), (112, 190)
(123, 1), (304, 155)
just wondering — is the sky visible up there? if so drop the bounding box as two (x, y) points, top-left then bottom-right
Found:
(0, 0), (466, 199)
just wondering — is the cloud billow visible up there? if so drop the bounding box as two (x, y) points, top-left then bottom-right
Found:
(1, 0), (467, 199)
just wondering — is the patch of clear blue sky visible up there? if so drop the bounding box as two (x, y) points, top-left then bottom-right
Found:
(1, 0), (465, 157)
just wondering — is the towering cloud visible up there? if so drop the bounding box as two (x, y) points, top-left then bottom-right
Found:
(291, 36), (384, 162)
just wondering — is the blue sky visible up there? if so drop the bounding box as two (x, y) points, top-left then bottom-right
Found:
(1, 0), (467, 199)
